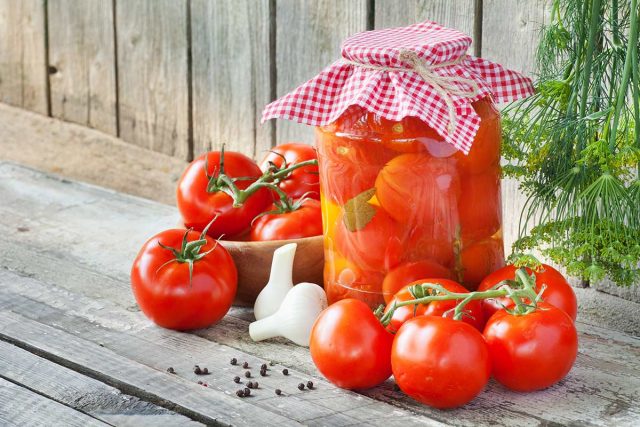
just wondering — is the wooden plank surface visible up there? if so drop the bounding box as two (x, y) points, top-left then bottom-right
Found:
(0, 0), (48, 115)
(0, 378), (108, 427)
(115, 0), (190, 160)
(0, 162), (639, 426)
(374, 0), (477, 52)
(47, 0), (117, 135)
(274, 0), (369, 144)
(0, 341), (202, 426)
(191, 0), (274, 158)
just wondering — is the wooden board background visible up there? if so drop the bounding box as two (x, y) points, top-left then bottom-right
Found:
(0, 0), (541, 158)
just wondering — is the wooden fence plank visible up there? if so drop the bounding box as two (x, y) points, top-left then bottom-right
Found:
(274, 0), (369, 144)
(374, 0), (477, 53)
(0, 0), (48, 115)
(0, 378), (108, 427)
(0, 341), (203, 426)
(116, 0), (190, 160)
(191, 0), (273, 159)
(47, 0), (117, 135)
(482, 0), (550, 253)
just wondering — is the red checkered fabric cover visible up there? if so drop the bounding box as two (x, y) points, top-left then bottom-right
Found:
(261, 21), (534, 154)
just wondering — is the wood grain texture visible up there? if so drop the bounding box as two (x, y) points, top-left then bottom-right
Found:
(0, 378), (108, 427)
(275, 0), (369, 144)
(482, 0), (549, 76)
(0, 163), (639, 425)
(0, 0), (48, 114)
(0, 341), (202, 426)
(374, 0), (477, 52)
(115, 0), (190, 159)
(191, 0), (273, 159)
(47, 0), (117, 135)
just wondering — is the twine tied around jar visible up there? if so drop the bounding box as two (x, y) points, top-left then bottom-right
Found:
(341, 49), (480, 133)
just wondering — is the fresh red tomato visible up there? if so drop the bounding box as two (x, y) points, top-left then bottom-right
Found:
(310, 299), (393, 390)
(177, 151), (271, 238)
(316, 128), (392, 204)
(375, 153), (461, 225)
(131, 228), (237, 330)
(382, 260), (452, 303)
(483, 303), (578, 392)
(334, 205), (402, 272)
(259, 142), (320, 200)
(392, 316), (491, 409)
(249, 198), (322, 241)
(460, 238), (505, 290)
(383, 279), (485, 333)
(458, 167), (502, 242)
(478, 264), (578, 321)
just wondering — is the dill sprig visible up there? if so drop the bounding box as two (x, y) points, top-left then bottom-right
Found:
(503, 0), (640, 286)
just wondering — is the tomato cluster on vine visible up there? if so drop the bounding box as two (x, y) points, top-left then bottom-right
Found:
(309, 264), (578, 409)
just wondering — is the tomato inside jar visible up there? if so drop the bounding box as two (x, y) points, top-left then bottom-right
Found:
(317, 97), (505, 308)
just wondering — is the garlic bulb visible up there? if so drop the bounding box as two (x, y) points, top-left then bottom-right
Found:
(249, 282), (327, 347)
(253, 243), (297, 320)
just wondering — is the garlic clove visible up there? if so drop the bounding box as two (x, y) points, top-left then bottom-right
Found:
(253, 243), (297, 320)
(249, 282), (327, 347)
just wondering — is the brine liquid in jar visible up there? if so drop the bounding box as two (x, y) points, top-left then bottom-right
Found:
(316, 97), (505, 308)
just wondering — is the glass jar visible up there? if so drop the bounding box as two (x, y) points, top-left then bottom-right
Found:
(316, 97), (505, 308)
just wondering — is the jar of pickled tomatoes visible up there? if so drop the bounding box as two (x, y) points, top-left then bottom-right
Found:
(262, 21), (534, 308)
(317, 99), (503, 307)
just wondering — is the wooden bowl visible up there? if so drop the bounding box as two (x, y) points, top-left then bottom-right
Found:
(219, 235), (324, 306)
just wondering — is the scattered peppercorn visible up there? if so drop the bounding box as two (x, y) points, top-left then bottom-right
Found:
(298, 383), (305, 390)
(282, 369), (289, 375)
(253, 382), (258, 388)
(194, 366), (202, 375)
(244, 371), (251, 378)
(236, 389), (245, 397)
(275, 389), (282, 395)
(261, 363), (268, 370)
(260, 369), (267, 377)
(233, 376), (241, 383)
(307, 381), (314, 389)
(244, 387), (251, 396)
(197, 381), (203, 385)
(166, 367), (175, 374)
(242, 362), (249, 369)
(203, 383), (208, 387)
(247, 382), (254, 389)
(230, 358), (237, 365)
(202, 367), (209, 375)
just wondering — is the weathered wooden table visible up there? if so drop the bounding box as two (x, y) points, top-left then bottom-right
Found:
(1, 162), (639, 426)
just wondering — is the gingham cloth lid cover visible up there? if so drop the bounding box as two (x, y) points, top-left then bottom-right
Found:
(261, 21), (534, 154)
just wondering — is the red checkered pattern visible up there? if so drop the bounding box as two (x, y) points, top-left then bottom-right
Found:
(262, 21), (534, 154)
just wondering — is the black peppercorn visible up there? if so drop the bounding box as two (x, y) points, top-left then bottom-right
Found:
(260, 369), (267, 377)
(282, 368), (289, 375)
(166, 367), (175, 374)
(307, 381), (314, 389)
(202, 367), (209, 375)
(233, 376), (241, 383)
(244, 371), (251, 378)
(275, 389), (282, 395)
(194, 366), (202, 375)
(261, 363), (268, 370)
(298, 383), (305, 390)
(230, 358), (237, 365)
(197, 381), (203, 385)
(236, 389), (244, 397)
(242, 362), (249, 369)
(253, 382), (258, 388)
(244, 387), (251, 396)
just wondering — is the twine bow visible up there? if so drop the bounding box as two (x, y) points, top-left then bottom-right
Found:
(341, 49), (480, 133)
